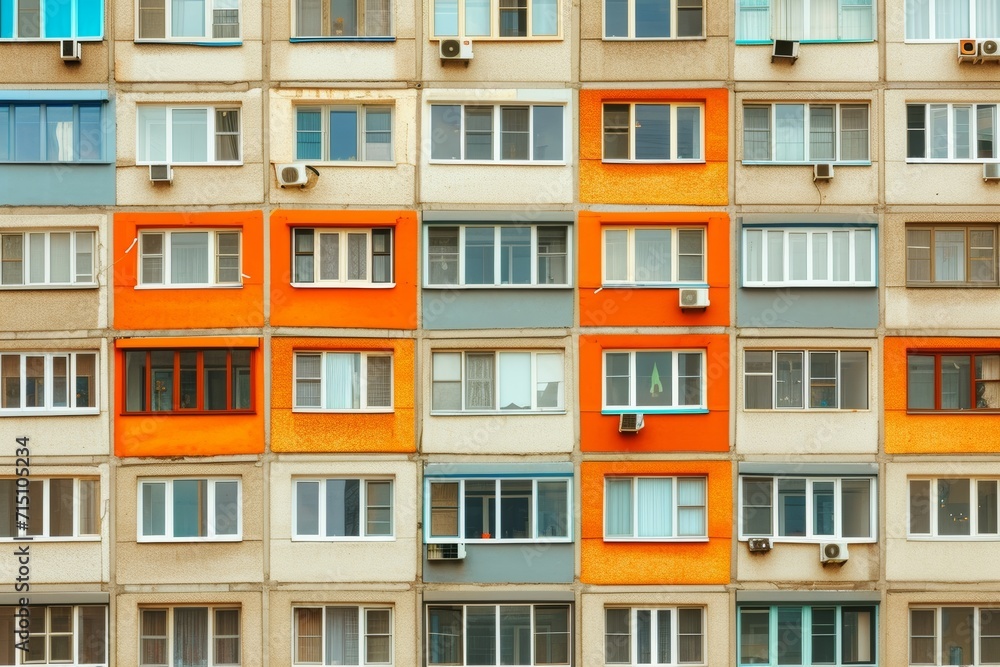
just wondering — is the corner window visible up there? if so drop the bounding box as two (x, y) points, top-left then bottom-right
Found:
(293, 607), (392, 665)
(602, 103), (703, 162)
(742, 104), (870, 163)
(293, 478), (393, 539)
(431, 0), (559, 38)
(0, 477), (100, 539)
(603, 227), (705, 285)
(604, 476), (707, 540)
(0, 231), (96, 287)
(295, 106), (393, 162)
(136, 0), (241, 41)
(0, 605), (107, 666)
(137, 478), (241, 542)
(136, 106), (241, 164)
(739, 605), (876, 667)
(431, 350), (564, 413)
(293, 351), (393, 412)
(906, 103), (998, 161)
(293, 0), (392, 37)
(292, 228), (393, 286)
(906, 352), (1000, 411)
(124, 348), (253, 414)
(906, 225), (997, 286)
(0, 103), (105, 162)
(138, 230), (242, 287)
(139, 607), (240, 666)
(603, 350), (705, 411)
(426, 604), (570, 666)
(743, 349), (869, 410)
(0, 351), (97, 413)
(0, 0), (104, 39)
(425, 225), (570, 287)
(604, 0), (703, 39)
(742, 227), (876, 287)
(905, 0), (1000, 40)
(909, 478), (1000, 538)
(429, 105), (565, 162)
(739, 476), (875, 541)
(736, 0), (874, 42)
(605, 607), (704, 665)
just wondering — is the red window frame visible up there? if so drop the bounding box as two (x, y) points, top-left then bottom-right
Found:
(907, 351), (1000, 412)
(123, 348), (255, 415)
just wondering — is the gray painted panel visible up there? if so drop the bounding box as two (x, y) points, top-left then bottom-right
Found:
(736, 288), (878, 328)
(736, 590), (881, 603)
(423, 211), (573, 223)
(0, 164), (115, 205)
(422, 544), (573, 584)
(739, 462), (878, 476)
(425, 462), (573, 477)
(422, 289), (573, 329)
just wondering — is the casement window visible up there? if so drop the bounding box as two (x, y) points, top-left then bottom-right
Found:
(0, 231), (95, 287)
(431, 350), (564, 413)
(426, 604), (570, 666)
(426, 225), (569, 287)
(743, 350), (869, 410)
(294, 478), (393, 539)
(603, 227), (706, 285)
(735, 0), (875, 43)
(295, 106), (393, 162)
(739, 476), (876, 541)
(292, 228), (393, 286)
(426, 476), (571, 541)
(293, 606), (392, 665)
(293, 0), (393, 37)
(738, 605), (876, 667)
(0, 103), (105, 162)
(742, 104), (870, 163)
(910, 607), (1000, 665)
(605, 607), (704, 665)
(907, 352), (1000, 411)
(603, 350), (705, 411)
(604, 476), (707, 540)
(431, 0), (559, 38)
(603, 0), (703, 38)
(0, 0), (104, 39)
(137, 478), (241, 541)
(0, 351), (97, 413)
(905, 0), (1000, 40)
(293, 352), (393, 412)
(603, 103), (703, 162)
(906, 104), (999, 161)
(138, 230), (241, 287)
(136, 0), (241, 41)
(0, 605), (107, 666)
(136, 106), (241, 164)
(124, 349), (253, 414)
(0, 477), (99, 539)
(906, 226), (998, 286)
(429, 105), (565, 162)
(909, 478), (1000, 538)
(139, 607), (240, 667)
(742, 227), (876, 287)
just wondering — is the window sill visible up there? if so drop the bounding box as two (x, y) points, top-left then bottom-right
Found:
(736, 39), (876, 45)
(905, 283), (1000, 288)
(0, 160), (112, 166)
(0, 409), (99, 417)
(0, 284), (99, 291)
(122, 410), (256, 416)
(602, 159), (706, 165)
(739, 537), (877, 544)
(907, 535), (1000, 541)
(430, 36), (564, 41)
(600, 282), (709, 289)
(292, 536), (396, 542)
(604, 536), (709, 543)
(423, 284), (573, 290)
(290, 36), (396, 43)
(0, 536), (101, 542)
(133, 39), (243, 47)
(742, 283), (877, 289)
(134, 284), (243, 290)
(292, 408), (394, 414)
(601, 408), (708, 415)
(602, 36), (706, 41)
(742, 408), (870, 413)
(294, 161), (397, 168)
(136, 163), (244, 168)
(906, 159), (995, 165)
(291, 282), (396, 289)
(430, 410), (567, 416)
(905, 410), (1000, 415)
(137, 537), (243, 543)
(0, 37), (104, 42)
(426, 538), (572, 544)
(428, 159), (568, 166)
(740, 161), (872, 167)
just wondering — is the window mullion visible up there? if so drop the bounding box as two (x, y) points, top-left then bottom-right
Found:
(458, 227), (466, 287)
(530, 226), (538, 285)
(493, 479), (501, 537)
(317, 480), (327, 538)
(530, 479), (538, 539)
(164, 482), (174, 539)
(206, 480), (216, 539)
(804, 479), (814, 538)
(628, 229), (637, 282)
(359, 353), (369, 410)
(457, 480), (466, 539)
(165, 109), (174, 163)
(319, 352), (328, 410)
(833, 351), (841, 410)
(207, 107), (217, 162)
(629, 352), (637, 408)
(528, 352), (538, 410)
(628, 106), (636, 160)
(493, 226), (502, 286)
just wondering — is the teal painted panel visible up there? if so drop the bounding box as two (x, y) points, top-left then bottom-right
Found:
(736, 288), (878, 328)
(0, 163), (114, 204)
(422, 289), (573, 329)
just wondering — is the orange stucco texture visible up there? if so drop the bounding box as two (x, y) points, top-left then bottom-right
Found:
(885, 337), (1000, 454)
(580, 460), (732, 585)
(270, 337), (415, 453)
(579, 89), (729, 205)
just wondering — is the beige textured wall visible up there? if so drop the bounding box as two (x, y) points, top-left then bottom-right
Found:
(736, 541), (879, 583)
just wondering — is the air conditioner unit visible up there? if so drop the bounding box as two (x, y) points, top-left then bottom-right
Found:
(60, 39), (81, 61)
(747, 538), (772, 553)
(440, 38), (474, 60)
(618, 413), (644, 433)
(679, 287), (710, 309)
(771, 39), (799, 63)
(985, 163), (1000, 181)
(276, 163), (310, 188)
(958, 38), (979, 61)
(813, 163), (835, 181)
(149, 164), (173, 183)
(980, 39), (1000, 60)
(427, 543), (466, 561)
(820, 542), (849, 564)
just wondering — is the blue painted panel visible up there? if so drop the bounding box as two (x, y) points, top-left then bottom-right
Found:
(0, 91), (108, 102)
(0, 163), (114, 204)
(736, 287), (878, 328)
(75, 0), (104, 37)
(423, 543), (573, 584)
(422, 289), (573, 329)
(0, 0), (13, 38)
(46, 0), (73, 37)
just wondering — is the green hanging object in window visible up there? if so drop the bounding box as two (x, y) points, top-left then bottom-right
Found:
(650, 363), (663, 397)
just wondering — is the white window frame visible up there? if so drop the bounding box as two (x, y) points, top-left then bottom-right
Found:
(604, 606), (705, 666)
(603, 476), (708, 541)
(0, 605), (108, 667)
(139, 607), (240, 667)
(425, 604), (571, 667)
(602, 350), (706, 412)
(292, 478), (394, 541)
(136, 106), (242, 165)
(136, 478), (242, 543)
(741, 103), (871, 164)
(0, 351), (98, 415)
(906, 103), (1000, 163)
(602, 103), (704, 163)
(294, 105), (394, 162)
(602, 226), (707, 286)
(735, 0), (876, 43)
(430, 0), (562, 39)
(430, 350), (565, 414)
(293, 351), (394, 413)
(909, 606), (1000, 666)
(742, 349), (870, 411)
(291, 228), (395, 287)
(0, 230), (96, 288)
(291, 0), (394, 38)
(602, 0), (704, 39)
(908, 477), (1000, 539)
(137, 229), (242, 288)
(292, 606), (393, 666)
(738, 605), (877, 667)
(428, 104), (567, 163)
(0, 477), (100, 541)
(904, 0), (998, 41)
(135, 0), (242, 42)
(738, 475), (877, 543)
(742, 227), (877, 287)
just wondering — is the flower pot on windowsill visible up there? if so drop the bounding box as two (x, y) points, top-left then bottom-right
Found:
(481, 532), (491, 539)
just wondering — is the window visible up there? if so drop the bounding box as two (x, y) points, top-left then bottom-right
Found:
(0, 0), (103, 39)
(0, 605), (107, 666)
(294, 478), (393, 539)
(292, 228), (393, 286)
(136, 107), (241, 164)
(906, 226), (997, 286)
(738, 605), (876, 667)
(0, 231), (95, 287)
(425, 225), (569, 287)
(910, 607), (1000, 666)
(602, 103), (702, 162)
(294, 606), (392, 665)
(295, 106), (392, 162)
(431, 350), (564, 413)
(905, 0), (1000, 40)
(426, 604), (570, 666)
(909, 478), (1000, 538)
(742, 104), (870, 163)
(136, 0), (240, 41)
(294, 352), (392, 411)
(0, 351), (97, 413)
(0, 103), (105, 162)
(605, 607), (704, 665)
(0, 477), (99, 540)
(293, 0), (392, 37)
(907, 104), (999, 162)
(429, 105), (565, 162)
(736, 0), (875, 42)
(124, 349), (253, 414)
(603, 350), (705, 411)
(138, 230), (241, 287)
(431, 0), (559, 38)
(604, 477), (707, 540)
(137, 478), (241, 541)
(743, 350), (869, 410)
(139, 607), (240, 667)
(603, 0), (702, 38)
(603, 227), (706, 285)
(739, 476), (875, 541)
(742, 227), (876, 287)
(907, 352), (1000, 411)
(426, 476), (570, 541)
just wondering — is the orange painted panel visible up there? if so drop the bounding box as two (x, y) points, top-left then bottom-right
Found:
(113, 211), (264, 330)
(579, 89), (729, 205)
(578, 212), (730, 327)
(580, 460), (731, 585)
(270, 337), (415, 453)
(269, 210), (418, 329)
(885, 337), (1000, 454)
(579, 334), (730, 452)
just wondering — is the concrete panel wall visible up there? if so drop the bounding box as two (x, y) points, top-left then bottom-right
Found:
(422, 543), (573, 583)
(735, 43), (880, 82)
(736, 541), (879, 583)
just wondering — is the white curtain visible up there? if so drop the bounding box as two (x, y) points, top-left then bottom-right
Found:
(634, 229), (671, 282)
(170, 232), (209, 284)
(809, 0), (838, 38)
(677, 478), (706, 536)
(788, 233), (808, 281)
(774, 0), (803, 40)
(319, 233), (340, 281)
(978, 105), (996, 159)
(980, 0), (1000, 37)
(775, 104), (804, 161)
(637, 478), (672, 537)
(737, 0), (770, 41)
(766, 230), (784, 282)
(364, 107), (392, 161)
(49, 233), (71, 283)
(347, 233), (367, 281)
(812, 231), (829, 280)
(326, 608), (359, 666)
(174, 608), (208, 667)
(28, 233), (45, 284)
(325, 353), (359, 409)
(808, 106), (835, 160)
(953, 105), (972, 159)
(841, 0), (873, 39)
(498, 352), (531, 410)
(138, 107), (167, 163)
(295, 354), (321, 408)
(172, 0), (206, 37)
(854, 229), (872, 282)
(465, 354), (495, 410)
(906, 0), (929, 37)
(831, 231), (850, 281)
(840, 106), (869, 161)
(934, 230), (965, 281)
(606, 479), (633, 536)
(215, 109), (240, 161)
(296, 0), (322, 35)
(935, 0), (970, 38)
(604, 230), (628, 281)
(743, 107), (771, 161)
(744, 230), (763, 282)
(171, 109), (208, 163)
